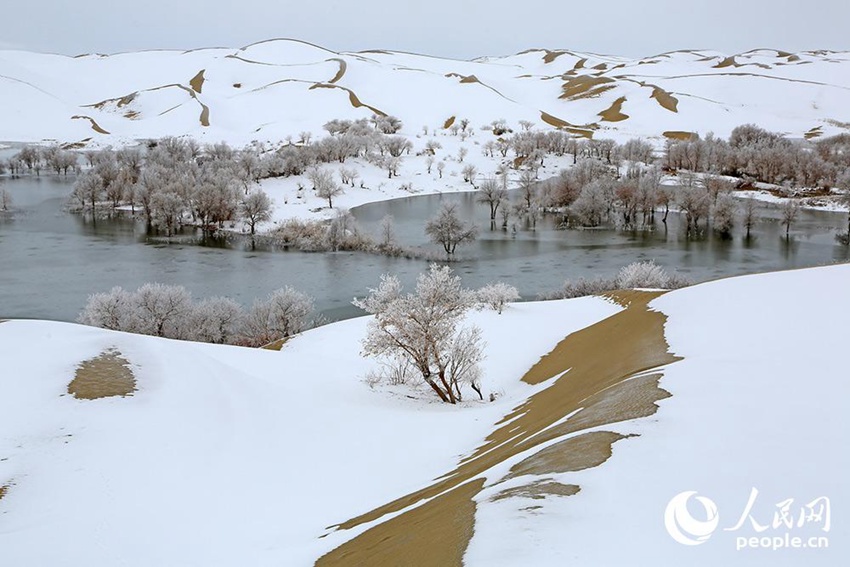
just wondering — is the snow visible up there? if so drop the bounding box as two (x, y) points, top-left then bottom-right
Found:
(465, 264), (849, 565)
(1, 43), (849, 147)
(0, 296), (621, 565)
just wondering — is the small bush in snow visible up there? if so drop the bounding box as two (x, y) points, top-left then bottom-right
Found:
(79, 283), (316, 347)
(557, 277), (618, 299)
(616, 261), (670, 289)
(545, 261), (692, 300)
(477, 282), (520, 314)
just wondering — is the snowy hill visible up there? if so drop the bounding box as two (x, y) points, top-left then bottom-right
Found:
(1, 264), (847, 565)
(1, 39), (849, 146)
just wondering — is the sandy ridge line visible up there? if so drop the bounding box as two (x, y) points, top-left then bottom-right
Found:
(317, 290), (680, 566)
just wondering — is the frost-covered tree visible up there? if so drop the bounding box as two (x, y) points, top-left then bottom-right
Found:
(373, 114), (403, 134)
(244, 286), (315, 346)
(376, 214), (401, 254)
(309, 168), (344, 208)
(461, 164), (477, 184)
(353, 264), (483, 404)
(425, 202), (478, 258)
(742, 197), (758, 237)
(476, 177), (507, 222)
(0, 189), (11, 211)
(517, 169), (537, 210)
(78, 286), (137, 331)
(571, 180), (609, 227)
(477, 282), (520, 314)
(188, 297), (245, 344)
(149, 189), (184, 236)
(240, 189), (272, 235)
(780, 200), (800, 237)
(134, 283), (193, 338)
(676, 182), (710, 232)
(72, 172), (104, 211)
(712, 193), (738, 236)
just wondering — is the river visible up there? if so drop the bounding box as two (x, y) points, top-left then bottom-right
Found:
(1, 174), (848, 324)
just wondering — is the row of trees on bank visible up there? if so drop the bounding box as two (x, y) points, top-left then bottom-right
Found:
(78, 283), (315, 347)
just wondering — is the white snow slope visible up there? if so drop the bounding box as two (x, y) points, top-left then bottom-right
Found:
(1, 264), (847, 565)
(1, 40), (849, 146)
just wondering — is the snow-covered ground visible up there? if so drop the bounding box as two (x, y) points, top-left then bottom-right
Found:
(0, 296), (621, 565)
(1, 264), (847, 565)
(467, 264), (848, 565)
(1, 40), (849, 147)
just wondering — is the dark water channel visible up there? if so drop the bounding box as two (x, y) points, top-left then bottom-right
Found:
(1, 175), (847, 324)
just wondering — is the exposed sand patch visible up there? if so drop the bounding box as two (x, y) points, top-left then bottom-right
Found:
(189, 70), (205, 94)
(199, 104), (210, 127)
(559, 76), (616, 101)
(591, 63), (608, 71)
(443, 116), (456, 129)
(598, 96), (629, 122)
(0, 484), (8, 501)
(320, 291), (679, 564)
(308, 83), (386, 116)
(804, 126), (824, 140)
(327, 58), (347, 84)
(492, 480), (579, 502)
(89, 92), (138, 109)
(542, 50), (568, 64)
(318, 479), (483, 567)
(506, 431), (633, 478)
(714, 56), (740, 68)
(650, 86), (679, 112)
(261, 337), (290, 351)
(86, 84), (210, 126)
(61, 138), (92, 150)
(663, 130), (698, 141)
(539, 112), (595, 138)
(67, 348), (136, 400)
(70, 115), (110, 135)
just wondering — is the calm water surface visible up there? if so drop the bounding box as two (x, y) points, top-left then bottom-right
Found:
(1, 175), (848, 324)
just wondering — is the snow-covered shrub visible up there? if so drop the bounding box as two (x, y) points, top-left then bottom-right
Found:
(188, 297), (245, 344)
(570, 180), (610, 227)
(78, 286), (138, 331)
(559, 277), (618, 299)
(545, 261), (692, 300)
(477, 282), (520, 314)
(616, 260), (670, 289)
(133, 282), (194, 338)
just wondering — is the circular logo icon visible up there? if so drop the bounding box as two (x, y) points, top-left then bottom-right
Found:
(664, 491), (720, 545)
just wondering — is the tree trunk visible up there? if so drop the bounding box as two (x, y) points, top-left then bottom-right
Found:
(437, 370), (457, 404)
(424, 375), (450, 403)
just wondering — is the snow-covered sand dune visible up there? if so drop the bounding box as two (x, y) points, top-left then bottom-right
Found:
(1, 264), (846, 565)
(1, 39), (849, 145)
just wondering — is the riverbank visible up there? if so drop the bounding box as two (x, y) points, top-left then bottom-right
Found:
(1, 263), (847, 565)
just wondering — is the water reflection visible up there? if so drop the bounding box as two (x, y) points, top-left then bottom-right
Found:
(1, 176), (848, 325)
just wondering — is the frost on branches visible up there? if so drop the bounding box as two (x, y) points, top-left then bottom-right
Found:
(353, 264), (485, 404)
